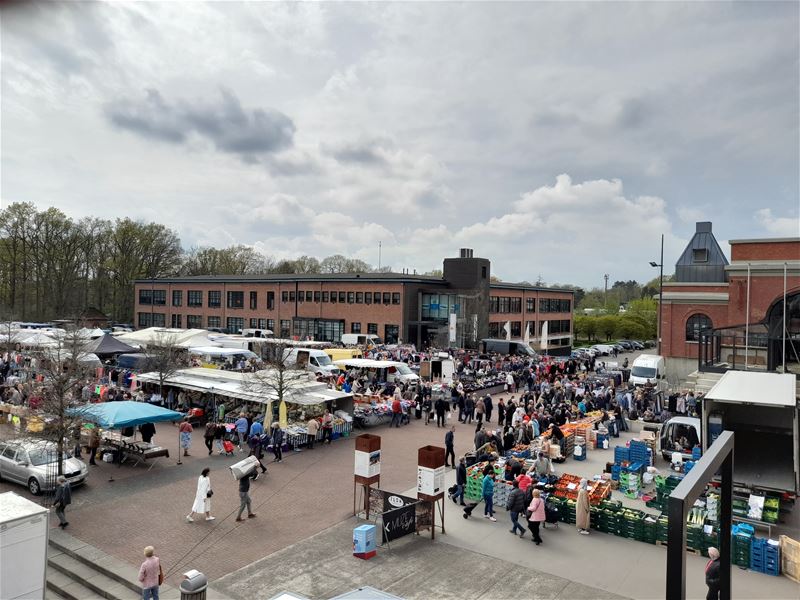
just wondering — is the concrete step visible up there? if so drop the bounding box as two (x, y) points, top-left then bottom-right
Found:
(44, 587), (69, 600)
(46, 569), (109, 600)
(48, 552), (140, 600)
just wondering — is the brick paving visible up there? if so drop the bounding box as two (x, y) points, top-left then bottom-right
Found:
(0, 406), (491, 586)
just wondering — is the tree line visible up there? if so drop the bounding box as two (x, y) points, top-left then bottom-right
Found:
(573, 298), (658, 342)
(0, 202), (390, 324)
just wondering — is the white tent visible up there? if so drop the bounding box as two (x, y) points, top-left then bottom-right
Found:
(76, 327), (106, 339)
(18, 332), (58, 347)
(116, 327), (220, 349)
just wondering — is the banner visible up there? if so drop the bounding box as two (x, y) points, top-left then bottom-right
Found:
(382, 503), (416, 543)
(448, 313), (457, 343)
(541, 320), (549, 351)
(524, 322), (530, 344)
(503, 321), (511, 341)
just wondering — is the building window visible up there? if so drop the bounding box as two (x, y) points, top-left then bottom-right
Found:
(172, 290), (183, 307)
(392, 293), (401, 305)
(330, 291), (337, 303)
(364, 293), (372, 305)
(306, 291), (312, 302)
(280, 320), (292, 338)
(227, 291), (244, 309)
(138, 312), (151, 327)
(152, 290), (166, 306)
(249, 318), (258, 328)
(488, 322), (501, 338)
(351, 322), (361, 333)
(208, 290), (221, 308)
(367, 323), (378, 335)
(250, 291), (258, 310)
(188, 290), (202, 307)
(267, 291), (275, 310)
(489, 296), (521, 314)
(382, 292), (391, 305)
(692, 248), (709, 263)
(338, 291), (346, 303)
(298, 291), (304, 303)
(171, 314), (182, 328)
(542, 319), (571, 334)
(314, 291), (321, 302)
(384, 324), (399, 344)
(482, 266), (487, 279)
(510, 321), (522, 337)
(139, 290), (152, 305)
(322, 291), (329, 302)
(539, 298), (571, 313)
(266, 319), (275, 331)
(282, 291), (289, 302)
(187, 315), (202, 328)
(227, 317), (244, 334)
(526, 298), (535, 312)
(153, 313), (165, 327)
(686, 314), (712, 342)
(207, 316), (221, 328)
(356, 292), (363, 304)
(347, 292), (355, 304)
(373, 291), (381, 304)
(258, 318), (267, 329)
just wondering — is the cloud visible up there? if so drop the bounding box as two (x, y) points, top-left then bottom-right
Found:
(323, 136), (393, 166)
(754, 209), (800, 237)
(105, 87), (295, 158)
(677, 206), (707, 224)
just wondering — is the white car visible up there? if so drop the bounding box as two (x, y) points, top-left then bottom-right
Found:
(591, 344), (615, 356)
(0, 438), (88, 495)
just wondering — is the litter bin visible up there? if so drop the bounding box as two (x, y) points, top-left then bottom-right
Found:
(180, 570), (208, 600)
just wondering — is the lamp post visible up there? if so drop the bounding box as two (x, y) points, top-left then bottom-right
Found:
(650, 234), (664, 355)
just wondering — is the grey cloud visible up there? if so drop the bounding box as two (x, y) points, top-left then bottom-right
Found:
(105, 87), (295, 157)
(323, 137), (394, 165)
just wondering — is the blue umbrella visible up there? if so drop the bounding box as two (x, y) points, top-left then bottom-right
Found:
(69, 401), (183, 429)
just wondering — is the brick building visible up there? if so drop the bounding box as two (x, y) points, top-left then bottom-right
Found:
(660, 222), (800, 379)
(134, 249), (575, 352)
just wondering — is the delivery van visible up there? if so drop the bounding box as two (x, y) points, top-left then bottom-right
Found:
(340, 334), (383, 347)
(479, 339), (537, 357)
(324, 348), (363, 362)
(284, 347), (340, 377)
(629, 354), (666, 386)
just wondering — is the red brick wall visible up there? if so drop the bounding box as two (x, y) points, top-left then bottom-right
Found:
(660, 301), (730, 359)
(730, 240), (800, 261)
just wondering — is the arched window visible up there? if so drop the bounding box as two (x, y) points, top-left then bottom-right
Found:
(686, 314), (712, 342)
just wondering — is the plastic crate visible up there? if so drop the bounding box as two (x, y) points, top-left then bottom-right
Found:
(614, 446), (630, 463)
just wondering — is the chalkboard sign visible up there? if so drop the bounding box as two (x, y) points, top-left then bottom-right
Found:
(382, 504), (416, 543)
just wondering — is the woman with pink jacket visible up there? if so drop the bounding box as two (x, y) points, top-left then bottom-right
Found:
(526, 489), (546, 545)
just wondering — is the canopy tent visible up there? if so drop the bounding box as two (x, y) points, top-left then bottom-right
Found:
(17, 332), (58, 347)
(86, 334), (138, 357)
(116, 327), (220, 349)
(705, 371), (797, 407)
(69, 401), (183, 429)
(136, 367), (353, 411)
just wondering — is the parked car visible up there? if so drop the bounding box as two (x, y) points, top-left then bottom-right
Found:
(616, 341), (634, 351)
(630, 341), (645, 350)
(644, 340), (656, 348)
(0, 438), (88, 495)
(591, 344), (614, 355)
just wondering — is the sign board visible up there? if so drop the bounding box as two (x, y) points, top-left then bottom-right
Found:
(472, 314), (478, 342)
(448, 313), (457, 343)
(354, 450), (381, 478)
(383, 492), (416, 514)
(417, 465), (445, 496)
(382, 503), (416, 543)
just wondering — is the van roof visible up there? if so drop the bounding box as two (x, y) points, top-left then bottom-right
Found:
(633, 354), (663, 364)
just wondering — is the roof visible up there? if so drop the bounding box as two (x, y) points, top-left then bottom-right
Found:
(705, 371), (797, 407)
(674, 222), (729, 283)
(0, 491), (49, 523)
(332, 358), (407, 368)
(728, 237), (800, 244)
(489, 282), (575, 294)
(86, 334), (138, 356)
(188, 346), (258, 356)
(116, 327), (218, 348)
(135, 272), (447, 285)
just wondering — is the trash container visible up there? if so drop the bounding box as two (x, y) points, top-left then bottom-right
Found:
(179, 570), (208, 600)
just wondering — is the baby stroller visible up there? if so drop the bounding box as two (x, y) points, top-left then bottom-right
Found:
(462, 499), (481, 519)
(543, 495), (560, 529)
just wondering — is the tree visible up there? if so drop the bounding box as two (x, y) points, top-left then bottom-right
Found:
(142, 332), (188, 398)
(181, 245), (273, 276)
(423, 269), (443, 278)
(242, 341), (312, 424)
(597, 315), (618, 342)
(622, 298), (658, 339)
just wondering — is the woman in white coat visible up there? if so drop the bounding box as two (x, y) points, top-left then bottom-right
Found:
(186, 467), (215, 522)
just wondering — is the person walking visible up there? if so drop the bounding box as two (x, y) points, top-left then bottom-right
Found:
(464, 394), (474, 424)
(390, 396), (402, 428)
(453, 457), (466, 506)
(270, 422), (284, 462)
(234, 414), (248, 451)
(482, 470), (497, 521)
(483, 395), (493, 423)
(235, 471), (257, 522)
(186, 467), (215, 522)
(497, 398), (506, 427)
(306, 416), (319, 449)
(140, 421), (156, 444)
(527, 488), (546, 545)
(53, 476), (72, 529)
(204, 421), (216, 455)
(506, 479), (526, 537)
(434, 396), (447, 428)
(213, 421), (226, 453)
(444, 426), (456, 467)
(576, 478), (590, 535)
(705, 547), (721, 600)
(474, 397), (485, 429)
(422, 396), (432, 425)
(88, 426), (100, 466)
(178, 418), (193, 457)
(321, 409), (334, 444)
(138, 546), (161, 600)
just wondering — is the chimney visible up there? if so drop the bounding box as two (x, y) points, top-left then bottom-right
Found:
(459, 248), (474, 258)
(696, 222), (712, 233)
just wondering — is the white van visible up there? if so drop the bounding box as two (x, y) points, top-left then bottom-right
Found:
(629, 354), (666, 386)
(333, 358), (419, 385)
(284, 347), (340, 377)
(340, 334), (383, 347)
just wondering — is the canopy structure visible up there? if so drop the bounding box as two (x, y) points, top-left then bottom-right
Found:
(86, 334), (138, 357)
(17, 332), (58, 347)
(116, 327), (220, 349)
(77, 327), (106, 339)
(136, 367), (353, 410)
(705, 371), (797, 407)
(70, 401), (183, 429)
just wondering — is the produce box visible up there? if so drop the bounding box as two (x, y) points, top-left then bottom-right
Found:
(780, 534), (800, 583)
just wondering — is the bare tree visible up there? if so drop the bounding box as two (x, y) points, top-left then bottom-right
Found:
(142, 332), (188, 399)
(242, 340), (312, 423)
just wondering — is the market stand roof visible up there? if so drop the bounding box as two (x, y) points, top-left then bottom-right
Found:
(70, 401), (183, 428)
(86, 334), (137, 356)
(136, 367), (351, 406)
(705, 371), (797, 407)
(116, 327), (220, 349)
(333, 358), (405, 369)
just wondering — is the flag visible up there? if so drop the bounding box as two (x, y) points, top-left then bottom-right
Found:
(503, 321), (511, 341)
(540, 320), (549, 352)
(524, 322), (530, 344)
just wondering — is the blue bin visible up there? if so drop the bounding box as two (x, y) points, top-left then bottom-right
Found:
(353, 524), (376, 559)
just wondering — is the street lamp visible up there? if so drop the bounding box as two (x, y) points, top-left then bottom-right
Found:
(650, 234), (664, 355)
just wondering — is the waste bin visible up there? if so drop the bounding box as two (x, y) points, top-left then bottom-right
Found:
(180, 570), (208, 600)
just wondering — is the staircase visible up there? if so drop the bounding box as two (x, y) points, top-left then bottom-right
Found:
(46, 529), (181, 600)
(685, 370), (724, 394)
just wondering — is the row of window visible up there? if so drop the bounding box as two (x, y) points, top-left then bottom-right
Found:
(486, 319), (572, 338)
(280, 290), (401, 305)
(489, 296), (572, 314)
(137, 313), (397, 342)
(139, 288), (404, 309)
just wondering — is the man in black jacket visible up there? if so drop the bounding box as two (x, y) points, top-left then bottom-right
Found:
(705, 547), (720, 600)
(444, 426), (456, 467)
(483, 395), (493, 423)
(434, 397), (448, 428)
(453, 457), (467, 505)
(506, 479), (526, 537)
(53, 476), (72, 529)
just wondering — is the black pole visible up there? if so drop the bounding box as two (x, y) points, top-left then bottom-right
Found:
(658, 234), (664, 355)
(720, 452), (733, 600)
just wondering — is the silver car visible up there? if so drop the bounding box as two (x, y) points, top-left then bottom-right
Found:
(0, 438), (88, 495)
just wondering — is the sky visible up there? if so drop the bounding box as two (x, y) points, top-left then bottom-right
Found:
(2, 1), (798, 288)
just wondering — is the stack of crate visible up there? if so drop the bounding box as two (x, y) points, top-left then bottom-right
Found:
(629, 440), (652, 467)
(732, 524), (754, 568)
(750, 538), (781, 576)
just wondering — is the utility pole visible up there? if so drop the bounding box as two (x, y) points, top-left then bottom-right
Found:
(378, 241), (382, 271)
(603, 274), (609, 309)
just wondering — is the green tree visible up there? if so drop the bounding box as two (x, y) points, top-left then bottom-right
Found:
(597, 315), (618, 342)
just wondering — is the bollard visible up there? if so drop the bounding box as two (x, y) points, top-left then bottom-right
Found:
(179, 570), (208, 600)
